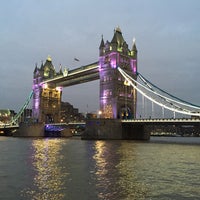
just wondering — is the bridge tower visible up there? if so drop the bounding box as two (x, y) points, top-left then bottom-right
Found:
(99, 27), (137, 119)
(32, 56), (62, 123)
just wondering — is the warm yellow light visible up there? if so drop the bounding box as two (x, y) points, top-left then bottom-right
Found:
(124, 80), (131, 86)
(42, 83), (48, 89)
(56, 87), (62, 92)
(47, 55), (52, 61)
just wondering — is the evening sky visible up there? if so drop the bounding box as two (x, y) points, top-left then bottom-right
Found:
(0, 0), (200, 114)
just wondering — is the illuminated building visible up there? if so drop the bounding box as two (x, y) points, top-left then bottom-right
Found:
(32, 56), (62, 123)
(0, 109), (16, 123)
(32, 27), (137, 122)
(99, 27), (137, 119)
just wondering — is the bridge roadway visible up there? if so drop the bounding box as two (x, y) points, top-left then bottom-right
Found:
(42, 61), (99, 87)
(45, 118), (200, 126)
(0, 124), (19, 135)
(121, 118), (200, 125)
(0, 124), (19, 129)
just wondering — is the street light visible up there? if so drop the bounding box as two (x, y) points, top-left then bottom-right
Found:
(124, 79), (130, 119)
(98, 110), (102, 118)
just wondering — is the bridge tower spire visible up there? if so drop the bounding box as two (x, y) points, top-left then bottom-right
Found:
(99, 27), (137, 119)
(32, 56), (62, 123)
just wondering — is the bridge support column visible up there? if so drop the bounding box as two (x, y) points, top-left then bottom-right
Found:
(83, 119), (122, 139)
(122, 123), (150, 140)
(82, 119), (150, 140)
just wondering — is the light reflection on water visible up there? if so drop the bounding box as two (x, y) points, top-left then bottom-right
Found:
(93, 141), (121, 199)
(90, 139), (200, 199)
(0, 136), (198, 200)
(92, 141), (148, 200)
(116, 143), (149, 200)
(22, 138), (68, 200)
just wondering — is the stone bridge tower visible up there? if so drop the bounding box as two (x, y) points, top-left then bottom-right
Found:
(99, 27), (137, 119)
(32, 56), (62, 123)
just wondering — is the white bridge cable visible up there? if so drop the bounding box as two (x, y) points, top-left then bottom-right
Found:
(137, 73), (200, 111)
(10, 91), (33, 124)
(128, 69), (200, 112)
(118, 67), (200, 117)
(130, 70), (200, 115)
(120, 68), (194, 112)
(138, 72), (200, 109)
(125, 70), (200, 111)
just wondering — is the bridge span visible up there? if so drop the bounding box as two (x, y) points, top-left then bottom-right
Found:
(0, 124), (19, 135)
(41, 61), (99, 87)
(122, 118), (200, 125)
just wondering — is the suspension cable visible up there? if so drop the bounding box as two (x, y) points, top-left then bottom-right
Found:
(10, 91), (33, 124)
(121, 69), (200, 111)
(138, 72), (200, 109)
(137, 74), (198, 111)
(118, 67), (200, 117)
(121, 69), (191, 112)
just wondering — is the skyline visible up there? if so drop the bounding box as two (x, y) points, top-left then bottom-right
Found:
(0, 0), (200, 114)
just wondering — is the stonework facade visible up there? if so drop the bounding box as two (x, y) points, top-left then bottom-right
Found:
(99, 27), (137, 119)
(32, 27), (138, 122)
(32, 56), (62, 123)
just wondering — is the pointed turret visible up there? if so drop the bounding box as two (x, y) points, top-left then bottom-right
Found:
(40, 61), (44, 70)
(59, 64), (63, 74)
(99, 35), (105, 49)
(132, 38), (137, 51)
(111, 30), (118, 44)
(111, 26), (125, 46)
(34, 63), (38, 73)
(43, 55), (56, 78)
(131, 38), (137, 57)
(99, 35), (105, 56)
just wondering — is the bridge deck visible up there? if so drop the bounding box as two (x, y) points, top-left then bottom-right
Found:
(122, 118), (200, 125)
(42, 62), (99, 87)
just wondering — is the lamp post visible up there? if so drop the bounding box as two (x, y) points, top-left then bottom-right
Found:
(98, 110), (102, 118)
(124, 79), (130, 119)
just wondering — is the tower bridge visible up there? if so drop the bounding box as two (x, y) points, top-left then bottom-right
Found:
(32, 26), (138, 123)
(4, 27), (200, 139)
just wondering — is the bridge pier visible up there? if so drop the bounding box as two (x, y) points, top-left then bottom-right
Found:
(82, 119), (150, 140)
(122, 123), (150, 140)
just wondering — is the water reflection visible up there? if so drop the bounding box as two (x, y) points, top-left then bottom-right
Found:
(116, 142), (148, 200)
(92, 141), (121, 199)
(22, 138), (67, 200)
(92, 141), (148, 200)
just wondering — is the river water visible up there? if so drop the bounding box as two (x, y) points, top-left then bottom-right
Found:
(0, 136), (199, 200)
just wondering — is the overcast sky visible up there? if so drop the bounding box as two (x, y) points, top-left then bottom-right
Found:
(0, 0), (200, 115)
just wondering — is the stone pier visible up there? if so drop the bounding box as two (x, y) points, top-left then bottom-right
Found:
(82, 119), (150, 140)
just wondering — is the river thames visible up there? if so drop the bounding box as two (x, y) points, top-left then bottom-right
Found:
(0, 136), (199, 200)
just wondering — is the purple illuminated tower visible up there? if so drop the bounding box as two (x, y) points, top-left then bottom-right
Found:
(99, 27), (137, 119)
(32, 56), (62, 123)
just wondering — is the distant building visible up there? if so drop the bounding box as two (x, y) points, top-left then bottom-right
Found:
(86, 113), (97, 119)
(60, 101), (85, 123)
(0, 109), (16, 123)
(20, 109), (32, 123)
